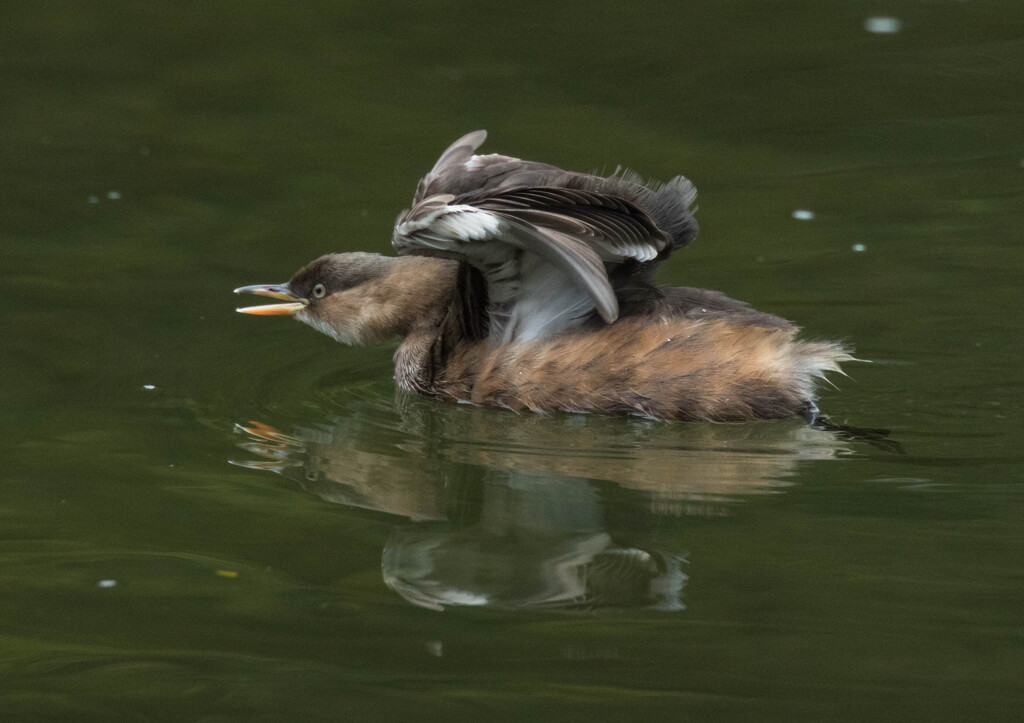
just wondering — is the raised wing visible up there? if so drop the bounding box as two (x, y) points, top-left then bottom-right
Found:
(395, 132), (698, 343)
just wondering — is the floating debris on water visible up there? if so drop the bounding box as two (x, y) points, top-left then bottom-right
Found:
(88, 196), (99, 204)
(97, 579), (117, 588)
(865, 17), (902, 34)
(107, 191), (122, 200)
(215, 570), (238, 578)
(791, 209), (815, 220)
(142, 384), (156, 390)
(852, 243), (866, 252)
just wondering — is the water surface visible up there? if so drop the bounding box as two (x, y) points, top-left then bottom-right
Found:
(2, 1), (1022, 719)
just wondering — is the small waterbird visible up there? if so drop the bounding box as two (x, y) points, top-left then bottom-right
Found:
(235, 131), (852, 421)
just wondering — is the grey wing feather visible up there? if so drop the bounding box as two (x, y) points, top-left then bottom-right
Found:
(499, 219), (619, 324)
(394, 201), (619, 324)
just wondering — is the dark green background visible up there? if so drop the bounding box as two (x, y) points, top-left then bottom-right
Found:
(2, 1), (1022, 720)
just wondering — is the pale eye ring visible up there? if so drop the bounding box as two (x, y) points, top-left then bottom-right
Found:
(312, 283), (326, 299)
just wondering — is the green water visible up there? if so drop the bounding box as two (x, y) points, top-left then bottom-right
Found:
(2, 2), (1023, 720)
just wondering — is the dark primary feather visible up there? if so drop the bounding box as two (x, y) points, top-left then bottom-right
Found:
(413, 130), (489, 203)
(466, 186), (668, 261)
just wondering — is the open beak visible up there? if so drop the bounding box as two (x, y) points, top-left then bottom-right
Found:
(234, 284), (308, 316)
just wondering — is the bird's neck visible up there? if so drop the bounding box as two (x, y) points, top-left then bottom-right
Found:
(375, 256), (459, 338)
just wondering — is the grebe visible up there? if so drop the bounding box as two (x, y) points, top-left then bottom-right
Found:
(235, 131), (852, 422)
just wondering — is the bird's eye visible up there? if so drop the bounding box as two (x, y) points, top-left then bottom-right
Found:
(312, 283), (326, 299)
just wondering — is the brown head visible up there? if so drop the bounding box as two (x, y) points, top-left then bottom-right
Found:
(235, 252), (456, 344)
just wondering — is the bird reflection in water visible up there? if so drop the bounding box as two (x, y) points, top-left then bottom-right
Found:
(382, 473), (689, 612)
(232, 393), (854, 612)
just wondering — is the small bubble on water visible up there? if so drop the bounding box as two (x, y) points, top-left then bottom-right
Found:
(142, 384), (156, 390)
(851, 243), (866, 252)
(865, 17), (902, 34)
(107, 191), (122, 200)
(791, 209), (815, 220)
(97, 579), (117, 588)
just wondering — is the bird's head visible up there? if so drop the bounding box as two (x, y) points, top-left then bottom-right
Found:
(235, 252), (454, 345)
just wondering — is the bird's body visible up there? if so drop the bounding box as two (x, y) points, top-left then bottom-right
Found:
(236, 131), (852, 422)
